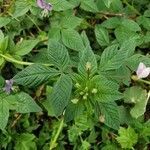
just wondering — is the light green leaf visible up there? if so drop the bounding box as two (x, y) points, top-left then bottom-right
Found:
(48, 27), (61, 41)
(50, 0), (74, 11)
(47, 41), (70, 70)
(48, 74), (72, 116)
(121, 18), (141, 32)
(101, 17), (121, 29)
(95, 101), (120, 130)
(13, 39), (39, 56)
(13, 64), (60, 87)
(60, 15), (83, 29)
(115, 26), (139, 43)
(61, 29), (85, 51)
(8, 92), (42, 113)
(0, 93), (9, 130)
(80, 0), (98, 12)
(13, 0), (31, 18)
(95, 25), (110, 46)
(116, 126), (138, 149)
(124, 86), (149, 118)
(0, 17), (11, 28)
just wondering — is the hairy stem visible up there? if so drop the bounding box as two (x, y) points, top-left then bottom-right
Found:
(50, 118), (64, 150)
(131, 75), (150, 85)
(0, 54), (52, 66)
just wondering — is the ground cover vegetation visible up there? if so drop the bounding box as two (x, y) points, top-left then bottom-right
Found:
(0, 0), (150, 149)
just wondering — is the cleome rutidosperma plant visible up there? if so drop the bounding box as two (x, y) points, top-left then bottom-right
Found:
(0, 0), (150, 149)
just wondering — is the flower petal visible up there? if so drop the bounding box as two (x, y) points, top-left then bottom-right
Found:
(136, 62), (147, 78)
(137, 67), (150, 79)
(37, 0), (45, 9)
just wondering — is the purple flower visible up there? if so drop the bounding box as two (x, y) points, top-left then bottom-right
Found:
(37, 0), (52, 11)
(3, 79), (14, 94)
(136, 62), (150, 79)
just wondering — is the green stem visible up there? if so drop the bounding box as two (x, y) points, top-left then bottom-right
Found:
(50, 118), (64, 150)
(123, 0), (141, 15)
(0, 54), (52, 66)
(131, 75), (150, 85)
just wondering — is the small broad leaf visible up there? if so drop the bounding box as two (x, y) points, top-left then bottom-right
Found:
(48, 27), (61, 41)
(101, 17), (121, 29)
(124, 86), (149, 118)
(115, 26), (139, 44)
(13, 0), (31, 18)
(13, 39), (39, 56)
(0, 93), (9, 130)
(13, 64), (60, 87)
(0, 17), (11, 28)
(95, 101), (120, 130)
(121, 19), (141, 32)
(116, 126), (138, 149)
(80, 0), (98, 12)
(95, 25), (110, 46)
(47, 41), (70, 70)
(60, 15), (83, 29)
(47, 74), (72, 116)
(8, 92), (42, 113)
(50, 0), (74, 11)
(61, 29), (85, 51)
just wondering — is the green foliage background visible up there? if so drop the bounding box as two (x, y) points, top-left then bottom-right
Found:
(0, 0), (150, 149)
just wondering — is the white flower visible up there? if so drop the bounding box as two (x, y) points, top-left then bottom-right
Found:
(136, 62), (150, 79)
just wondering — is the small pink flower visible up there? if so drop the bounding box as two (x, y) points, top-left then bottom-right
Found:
(136, 62), (150, 79)
(3, 79), (14, 94)
(37, 0), (52, 11)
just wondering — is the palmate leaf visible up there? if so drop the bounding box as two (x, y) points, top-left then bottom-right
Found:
(47, 41), (70, 70)
(8, 92), (42, 113)
(95, 101), (120, 130)
(47, 74), (72, 116)
(0, 92), (42, 130)
(99, 38), (136, 72)
(92, 75), (122, 102)
(13, 64), (60, 87)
